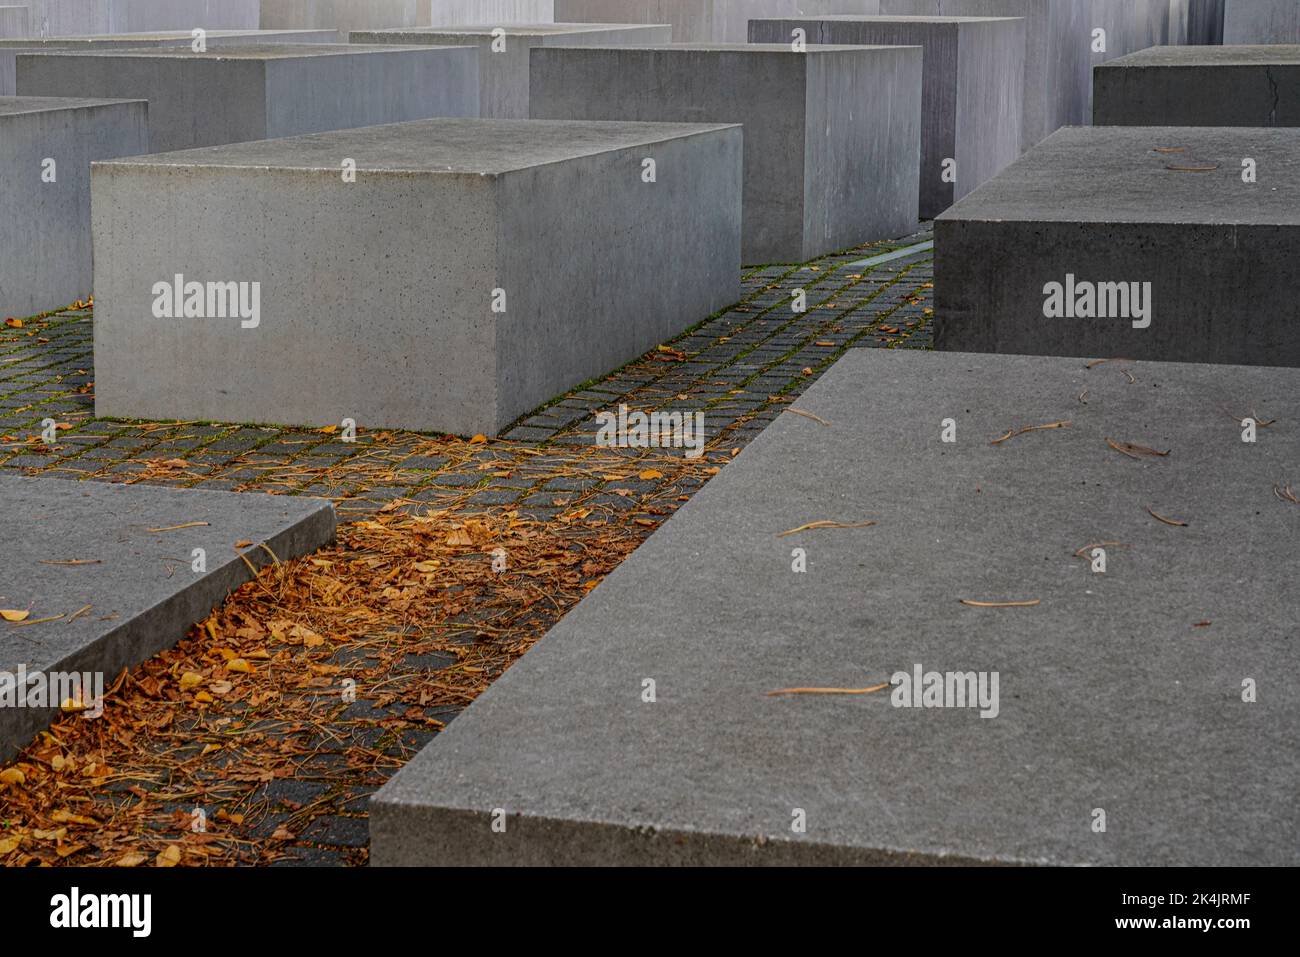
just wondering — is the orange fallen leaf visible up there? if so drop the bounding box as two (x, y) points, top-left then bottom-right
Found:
(156, 845), (182, 867)
(0, 609), (30, 622)
(638, 469), (663, 480)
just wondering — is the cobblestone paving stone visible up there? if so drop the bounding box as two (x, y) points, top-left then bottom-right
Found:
(0, 229), (933, 866)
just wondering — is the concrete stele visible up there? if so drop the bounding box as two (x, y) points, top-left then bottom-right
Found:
(370, 348), (1300, 866)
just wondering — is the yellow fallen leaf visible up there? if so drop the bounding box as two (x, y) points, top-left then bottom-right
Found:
(200, 744), (222, 756)
(469, 434), (487, 444)
(0, 835), (20, 855)
(4, 318), (22, 328)
(208, 680), (233, 695)
(50, 809), (97, 826)
(0, 768), (24, 786)
(116, 852), (147, 867)
(0, 609), (30, 622)
(226, 658), (254, 674)
(192, 691), (214, 704)
(638, 469), (663, 480)
(33, 827), (66, 841)
(179, 671), (203, 691)
(156, 845), (182, 867)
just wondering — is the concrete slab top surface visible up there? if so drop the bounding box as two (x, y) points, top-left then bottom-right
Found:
(357, 23), (673, 37)
(92, 117), (742, 175)
(755, 14), (1026, 24)
(0, 475), (335, 676)
(942, 126), (1300, 225)
(549, 42), (917, 54)
(373, 349), (1299, 866)
(0, 95), (144, 116)
(22, 43), (449, 60)
(1102, 43), (1300, 66)
(0, 30), (334, 47)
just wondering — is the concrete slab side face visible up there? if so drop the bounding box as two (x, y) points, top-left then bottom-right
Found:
(1224, 0), (1300, 43)
(15, 44), (479, 152)
(370, 349), (1300, 866)
(750, 16), (1023, 218)
(1187, 0), (1226, 43)
(552, 1), (883, 41)
(427, 1), (556, 26)
(350, 24), (672, 118)
(934, 126), (1300, 367)
(882, 0), (1089, 150)
(260, 0), (421, 39)
(1094, 46), (1300, 127)
(0, 30), (336, 97)
(24, 0), (260, 36)
(0, 475), (335, 763)
(90, 119), (742, 437)
(0, 6), (28, 40)
(530, 44), (921, 263)
(0, 97), (148, 319)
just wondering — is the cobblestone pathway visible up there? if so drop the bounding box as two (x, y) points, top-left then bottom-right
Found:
(0, 228), (933, 866)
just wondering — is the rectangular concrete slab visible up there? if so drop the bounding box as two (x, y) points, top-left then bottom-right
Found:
(1, 96), (147, 319)
(881, 0), (1089, 150)
(90, 118), (742, 437)
(0, 474), (335, 762)
(25, 0), (260, 36)
(750, 15), (1024, 219)
(428, 2), (556, 26)
(1224, 0), (1300, 43)
(261, 0), (421, 39)
(350, 23), (672, 117)
(0, 6), (28, 40)
(1186, 0), (1226, 43)
(531, 43), (921, 263)
(16, 43), (479, 151)
(0, 29), (336, 96)
(1094, 45), (1300, 127)
(552, 1), (887, 42)
(934, 125), (1300, 367)
(370, 348), (1300, 866)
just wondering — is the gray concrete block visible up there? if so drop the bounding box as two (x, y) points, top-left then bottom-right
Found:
(934, 125), (1300, 367)
(1187, 0), (1226, 43)
(1224, 0), (1300, 43)
(531, 43), (921, 262)
(261, 0), (421, 39)
(351, 23), (672, 118)
(881, 0), (1090, 150)
(1094, 45), (1300, 127)
(0, 96), (147, 318)
(750, 15), (1024, 219)
(370, 347), (1300, 866)
(25, 0), (260, 37)
(0, 6), (29, 39)
(0, 475), (335, 763)
(90, 118), (743, 437)
(16, 43), (479, 151)
(428, 1), (556, 25)
(552, 1), (885, 42)
(0, 29), (336, 97)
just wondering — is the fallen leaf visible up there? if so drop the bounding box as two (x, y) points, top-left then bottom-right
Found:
(0, 836), (20, 855)
(156, 845), (182, 867)
(179, 672), (204, 691)
(638, 469), (663, 480)
(778, 520), (876, 537)
(116, 852), (147, 867)
(0, 609), (30, 622)
(991, 420), (1071, 445)
(0, 768), (25, 786)
(226, 658), (255, 674)
(1146, 505), (1188, 527)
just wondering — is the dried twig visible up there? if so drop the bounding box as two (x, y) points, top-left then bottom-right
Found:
(959, 599), (1041, 608)
(1074, 541), (1129, 558)
(787, 408), (831, 427)
(1146, 506), (1188, 527)
(991, 420), (1071, 445)
(767, 683), (890, 697)
(1274, 484), (1300, 505)
(777, 520), (876, 537)
(147, 521), (210, 533)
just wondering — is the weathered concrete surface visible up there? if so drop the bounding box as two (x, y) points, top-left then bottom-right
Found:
(428, 1), (555, 25)
(1094, 45), (1300, 127)
(0, 6), (28, 39)
(261, 0), (420, 39)
(24, 1), (260, 37)
(750, 15), (1023, 218)
(531, 43), (921, 262)
(0, 96), (147, 319)
(91, 118), (742, 437)
(1224, 0), (1300, 43)
(16, 43), (478, 151)
(552, 1), (885, 42)
(1187, 0), (1225, 42)
(351, 23), (671, 118)
(0, 29), (335, 97)
(0, 474), (335, 763)
(881, 0), (1089, 150)
(934, 125), (1300, 367)
(371, 348), (1300, 866)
